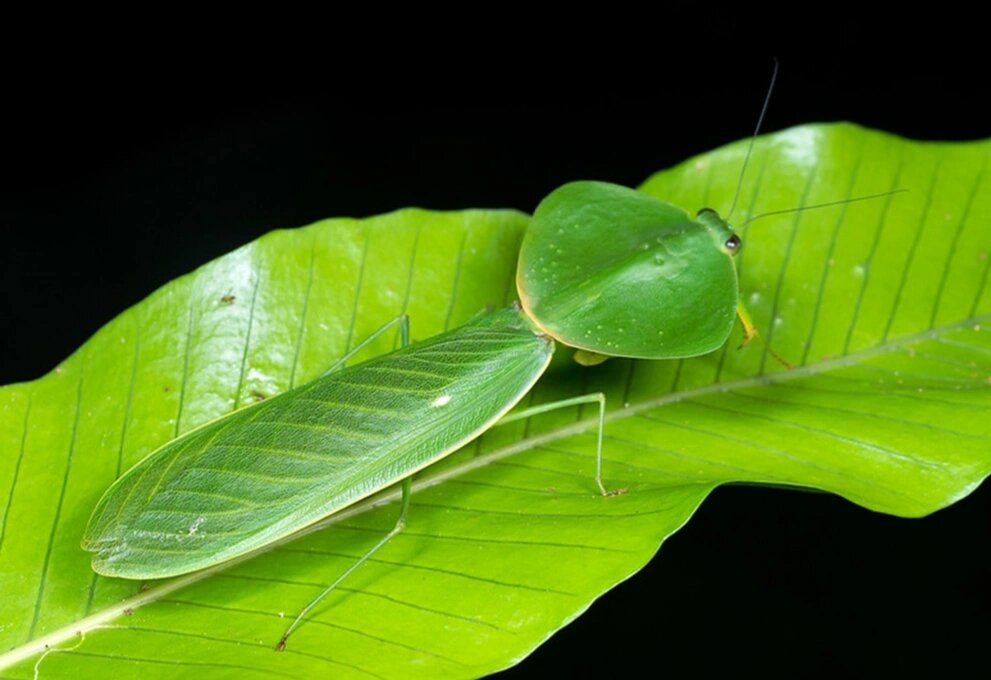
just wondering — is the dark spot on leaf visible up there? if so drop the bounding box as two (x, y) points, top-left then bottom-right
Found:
(163, 385), (171, 392)
(221, 294), (236, 305)
(123, 608), (134, 616)
(253, 391), (267, 402)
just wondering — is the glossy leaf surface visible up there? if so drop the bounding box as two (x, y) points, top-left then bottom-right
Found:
(1, 124), (989, 679)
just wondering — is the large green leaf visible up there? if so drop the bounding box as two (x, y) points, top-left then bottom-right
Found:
(1, 124), (989, 678)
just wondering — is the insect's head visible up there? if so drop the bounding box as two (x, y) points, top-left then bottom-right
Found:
(696, 207), (742, 256)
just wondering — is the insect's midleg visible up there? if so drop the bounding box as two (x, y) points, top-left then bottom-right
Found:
(320, 313), (411, 377)
(497, 393), (621, 496)
(276, 477), (413, 651)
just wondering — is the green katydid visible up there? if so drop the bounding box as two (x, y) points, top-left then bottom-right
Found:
(80, 178), (757, 650)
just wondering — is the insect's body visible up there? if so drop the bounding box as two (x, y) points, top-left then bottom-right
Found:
(83, 306), (553, 579)
(83, 181), (748, 646)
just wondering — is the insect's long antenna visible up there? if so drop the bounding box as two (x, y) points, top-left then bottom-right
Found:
(740, 189), (908, 228)
(726, 58), (780, 221)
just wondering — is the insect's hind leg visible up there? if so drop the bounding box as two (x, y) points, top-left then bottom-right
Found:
(276, 314), (414, 650)
(320, 314), (411, 377)
(276, 477), (412, 651)
(497, 393), (624, 497)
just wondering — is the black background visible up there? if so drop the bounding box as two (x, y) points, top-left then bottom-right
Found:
(2, 57), (989, 677)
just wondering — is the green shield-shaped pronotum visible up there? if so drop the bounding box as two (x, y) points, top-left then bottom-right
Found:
(517, 180), (741, 359)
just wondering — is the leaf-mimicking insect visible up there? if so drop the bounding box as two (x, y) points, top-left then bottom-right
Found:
(81, 178), (753, 648)
(82, 66), (783, 650)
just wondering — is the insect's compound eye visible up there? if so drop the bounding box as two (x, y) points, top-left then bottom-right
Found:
(697, 207), (717, 218)
(724, 234), (742, 253)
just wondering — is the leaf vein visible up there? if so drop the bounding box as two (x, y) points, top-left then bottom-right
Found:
(233, 259), (263, 410)
(682, 398), (943, 470)
(162, 598), (467, 666)
(802, 147), (863, 365)
(218, 573), (508, 633)
(933, 154), (987, 327)
(759, 154), (820, 373)
(883, 160), (940, 341)
(118, 625), (385, 679)
(59, 649), (299, 679)
(443, 230), (468, 331)
(276, 547), (576, 596)
(344, 234), (371, 356)
(29, 360), (85, 639)
(289, 235), (317, 388)
(0, 395), (31, 554)
(844, 158), (905, 354)
(174, 290), (197, 436)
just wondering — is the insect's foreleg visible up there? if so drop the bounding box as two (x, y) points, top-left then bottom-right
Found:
(736, 299), (758, 348)
(320, 314), (411, 377)
(736, 299), (795, 369)
(276, 477), (413, 651)
(498, 394), (623, 497)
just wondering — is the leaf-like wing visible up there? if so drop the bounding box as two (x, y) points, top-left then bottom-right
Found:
(83, 306), (552, 578)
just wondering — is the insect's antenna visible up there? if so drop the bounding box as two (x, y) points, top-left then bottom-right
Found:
(740, 189), (908, 228)
(726, 58), (780, 222)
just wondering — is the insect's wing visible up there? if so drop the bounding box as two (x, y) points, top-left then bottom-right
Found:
(518, 181), (738, 359)
(82, 307), (553, 579)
